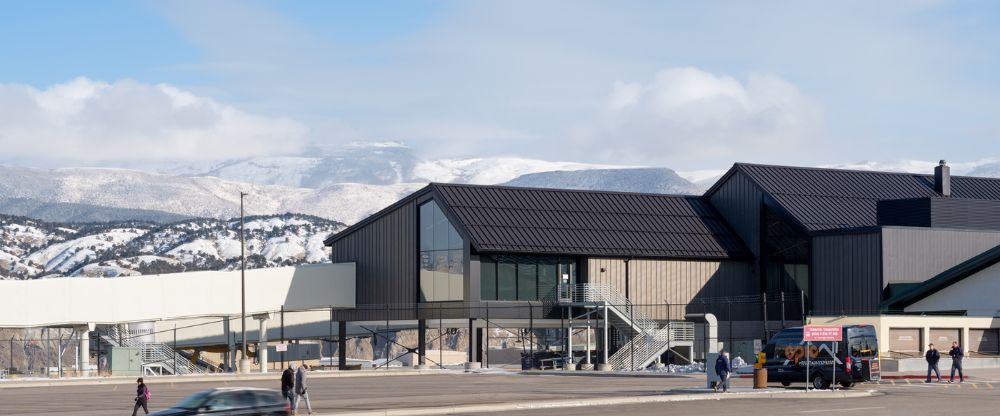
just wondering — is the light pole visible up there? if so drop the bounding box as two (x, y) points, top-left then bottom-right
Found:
(239, 191), (250, 374)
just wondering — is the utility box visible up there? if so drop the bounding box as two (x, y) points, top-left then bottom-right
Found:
(109, 347), (143, 377)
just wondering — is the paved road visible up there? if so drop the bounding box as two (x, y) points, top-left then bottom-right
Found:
(499, 379), (1000, 416)
(1, 372), (997, 415)
(0, 373), (694, 415)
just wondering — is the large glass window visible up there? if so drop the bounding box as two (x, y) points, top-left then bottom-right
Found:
(419, 200), (464, 302)
(480, 255), (576, 301)
(763, 206), (810, 313)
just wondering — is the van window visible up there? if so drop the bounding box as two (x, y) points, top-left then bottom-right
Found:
(850, 336), (877, 359)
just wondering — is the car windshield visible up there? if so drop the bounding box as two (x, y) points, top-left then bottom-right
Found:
(174, 391), (213, 410)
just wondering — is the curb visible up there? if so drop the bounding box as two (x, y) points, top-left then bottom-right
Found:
(0, 369), (468, 389)
(320, 390), (880, 416)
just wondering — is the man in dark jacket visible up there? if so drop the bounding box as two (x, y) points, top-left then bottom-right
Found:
(925, 343), (941, 383)
(714, 350), (731, 393)
(281, 364), (297, 409)
(949, 341), (964, 383)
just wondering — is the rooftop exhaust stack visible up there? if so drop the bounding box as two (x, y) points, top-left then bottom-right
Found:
(935, 160), (951, 197)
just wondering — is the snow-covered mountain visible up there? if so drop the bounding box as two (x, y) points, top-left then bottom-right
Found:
(164, 142), (625, 188)
(0, 214), (344, 279)
(502, 168), (700, 194)
(0, 165), (421, 225)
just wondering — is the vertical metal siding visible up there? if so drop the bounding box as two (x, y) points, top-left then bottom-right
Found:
(586, 257), (756, 320)
(811, 232), (883, 315)
(708, 171), (763, 257)
(882, 227), (1000, 286)
(329, 199), (419, 321)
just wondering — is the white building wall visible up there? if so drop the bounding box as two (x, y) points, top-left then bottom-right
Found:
(907, 261), (1000, 316)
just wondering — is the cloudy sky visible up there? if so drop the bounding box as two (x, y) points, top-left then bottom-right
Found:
(1, 0), (998, 171)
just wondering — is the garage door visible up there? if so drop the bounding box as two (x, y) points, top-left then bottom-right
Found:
(970, 329), (1000, 355)
(889, 328), (921, 357)
(930, 328), (960, 347)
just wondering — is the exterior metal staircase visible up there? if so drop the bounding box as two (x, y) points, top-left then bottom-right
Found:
(558, 284), (694, 370)
(98, 325), (205, 375)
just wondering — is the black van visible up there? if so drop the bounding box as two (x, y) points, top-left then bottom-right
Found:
(762, 325), (879, 389)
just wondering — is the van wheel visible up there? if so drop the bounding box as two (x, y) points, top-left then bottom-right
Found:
(811, 374), (830, 390)
(781, 381), (791, 387)
(840, 381), (855, 389)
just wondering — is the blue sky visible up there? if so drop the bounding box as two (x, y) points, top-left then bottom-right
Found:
(1, 0), (999, 170)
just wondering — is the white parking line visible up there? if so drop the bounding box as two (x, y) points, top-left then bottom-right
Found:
(800, 407), (885, 413)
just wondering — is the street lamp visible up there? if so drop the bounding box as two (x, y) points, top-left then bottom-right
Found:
(239, 191), (250, 374)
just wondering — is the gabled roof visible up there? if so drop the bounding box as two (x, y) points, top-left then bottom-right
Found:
(880, 244), (1000, 312)
(708, 163), (1000, 232)
(432, 183), (751, 259)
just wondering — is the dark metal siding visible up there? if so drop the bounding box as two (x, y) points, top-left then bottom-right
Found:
(877, 198), (932, 227)
(706, 171), (763, 257)
(878, 198), (1000, 231)
(811, 232), (883, 315)
(881, 227), (1000, 287)
(929, 198), (1000, 230)
(329, 198), (419, 321)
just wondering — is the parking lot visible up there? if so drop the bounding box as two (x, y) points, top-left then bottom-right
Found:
(0, 371), (997, 415)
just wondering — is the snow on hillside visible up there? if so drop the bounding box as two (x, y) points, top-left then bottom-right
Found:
(0, 214), (345, 279)
(412, 157), (625, 184)
(0, 165), (421, 225)
(502, 168), (701, 194)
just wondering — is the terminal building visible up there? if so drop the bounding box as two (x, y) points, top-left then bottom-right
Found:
(326, 160), (1000, 368)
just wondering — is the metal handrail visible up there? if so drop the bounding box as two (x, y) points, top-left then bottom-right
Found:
(559, 284), (695, 370)
(103, 325), (203, 375)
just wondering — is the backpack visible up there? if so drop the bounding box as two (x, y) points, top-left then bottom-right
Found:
(144, 385), (151, 401)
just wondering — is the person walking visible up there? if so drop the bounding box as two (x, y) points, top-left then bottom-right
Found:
(281, 363), (297, 412)
(295, 363), (314, 415)
(714, 350), (732, 393)
(949, 341), (964, 383)
(925, 343), (941, 383)
(132, 377), (150, 416)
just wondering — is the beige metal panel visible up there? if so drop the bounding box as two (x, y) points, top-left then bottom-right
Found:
(888, 328), (922, 356)
(929, 328), (961, 346)
(970, 329), (1000, 354)
(882, 227), (1000, 287)
(586, 257), (755, 320)
(0, 263), (355, 328)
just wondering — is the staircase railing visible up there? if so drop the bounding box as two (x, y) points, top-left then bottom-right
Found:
(101, 325), (204, 375)
(558, 283), (694, 370)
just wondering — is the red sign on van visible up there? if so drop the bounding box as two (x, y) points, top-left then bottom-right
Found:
(803, 325), (842, 342)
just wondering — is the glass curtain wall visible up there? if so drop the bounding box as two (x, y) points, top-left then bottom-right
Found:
(480, 254), (575, 301)
(419, 200), (464, 302)
(763, 206), (810, 312)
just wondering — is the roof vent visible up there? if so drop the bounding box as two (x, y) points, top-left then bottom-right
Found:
(934, 160), (951, 197)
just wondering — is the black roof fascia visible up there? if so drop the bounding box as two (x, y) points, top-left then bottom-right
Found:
(323, 185), (433, 246)
(879, 244), (1000, 312)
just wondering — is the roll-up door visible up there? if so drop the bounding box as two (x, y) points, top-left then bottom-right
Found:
(929, 328), (961, 347)
(970, 329), (1000, 355)
(888, 328), (921, 357)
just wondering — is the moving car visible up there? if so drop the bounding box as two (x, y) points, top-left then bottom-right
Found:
(762, 325), (880, 389)
(149, 388), (290, 415)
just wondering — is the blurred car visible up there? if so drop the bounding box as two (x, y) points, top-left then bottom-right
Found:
(149, 388), (290, 415)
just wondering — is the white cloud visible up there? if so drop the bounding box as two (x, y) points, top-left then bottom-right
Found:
(578, 67), (823, 164)
(0, 78), (308, 163)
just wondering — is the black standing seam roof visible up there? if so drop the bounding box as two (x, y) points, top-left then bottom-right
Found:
(431, 183), (751, 259)
(708, 163), (1000, 233)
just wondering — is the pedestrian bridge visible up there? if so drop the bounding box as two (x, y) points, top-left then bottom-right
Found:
(0, 263), (356, 328)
